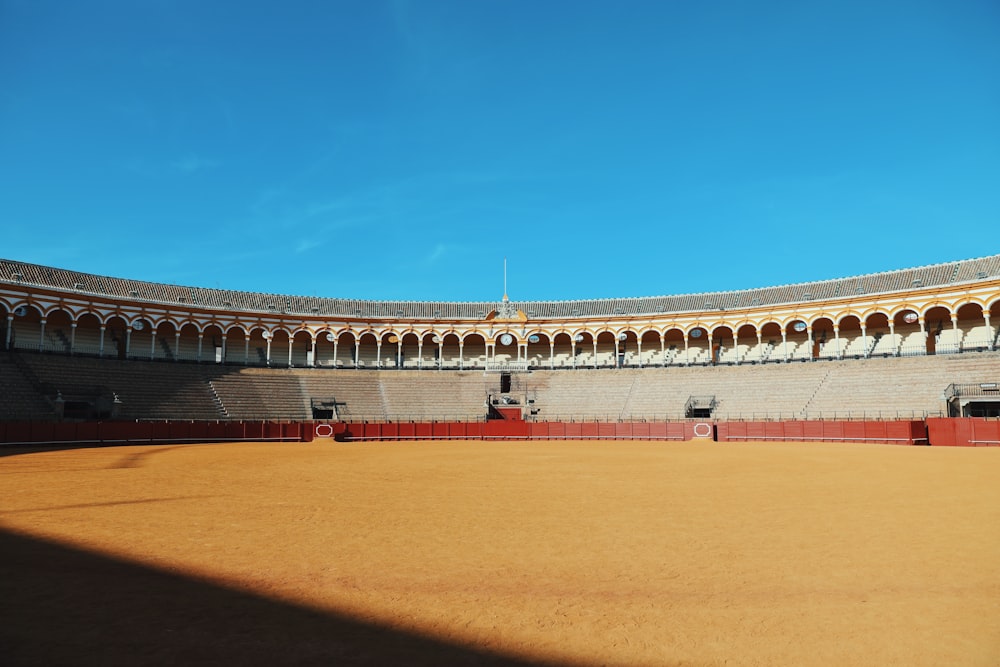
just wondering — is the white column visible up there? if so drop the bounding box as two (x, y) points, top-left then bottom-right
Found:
(266, 336), (272, 366)
(175, 331), (181, 362)
(397, 339), (403, 368)
(417, 341), (423, 369)
(459, 342), (464, 370)
(38, 318), (46, 352)
(637, 338), (643, 368)
(5, 315), (12, 350)
(806, 326), (813, 361)
(861, 325), (868, 358)
(376, 342), (382, 368)
(592, 339), (598, 369)
(288, 337), (294, 367)
(197, 333), (203, 362)
(220, 335), (227, 364)
(833, 326), (841, 359)
(125, 326), (132, 358)
(549, 341), (555, 369)
(99, 325), (106, 357)
(150, 329), (157, 360)
(660, 336), (665, 366)
(888, 321), (896, 356)
(781, 330), (788, 362)
(70, 322), (77, 355)
(684, 335), (691, 366)
(244, 338), (249, 365)
(985, 312), (993, 351)
(757, 331), (764, 363)
(571, 339), (577, 369)
(437, 339), (443, 369)
(707, 333), (714, 365)
(311, 337), (317, 368)
(951, 315), (960, 352)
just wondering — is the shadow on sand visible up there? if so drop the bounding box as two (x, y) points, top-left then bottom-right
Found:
(0, 528), (567, 666)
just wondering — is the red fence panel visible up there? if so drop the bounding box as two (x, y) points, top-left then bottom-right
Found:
(597, 423), (616, 439)
(928, 418), (1000, 446)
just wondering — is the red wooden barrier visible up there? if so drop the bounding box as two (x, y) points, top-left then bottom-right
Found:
(927, 417), (1000, 446)
(717, 420), (926, 445)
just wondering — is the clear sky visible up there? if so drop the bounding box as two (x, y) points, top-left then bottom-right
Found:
(2, 1), (998, 302)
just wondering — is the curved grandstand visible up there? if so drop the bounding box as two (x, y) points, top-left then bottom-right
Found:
(1, 255), (998, 425)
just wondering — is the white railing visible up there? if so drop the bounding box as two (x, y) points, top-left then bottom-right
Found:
(485, 360), (529, 372)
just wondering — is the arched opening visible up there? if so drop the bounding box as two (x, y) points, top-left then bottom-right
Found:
(550, 332), (573, 368)
(380, 332), (400, 369)
(125, 317), (154, 360)
(104, 315), (129, 359)
(755, 322), (782, 362)
(177, 322), (201, 362)
(492, 331), (517, 366)
(202, 324), (225, 364)
(639, 329), (661, 367)
(893, 309), (925, 357)
(733, 324), (757, 364)
(784, 320), (810, 361)
(354, 331), (379, 368)
(223, 326), (247, 365)
(336, 331), (357, 368)
(924, 305), (953, 355)
(291, 330), (312, 367)
(247, 327), (271, 366)
(684, 327), (710, 365)
(663, 328), (685, 366)
(463, 333), (487, 369)
(837, 315), (864, 359)
(155, 320), (179, 361)
(44, 308), (74, 354)
(75, 312), (103, 356)
(525, 332), (550, 369)
(572, 331), (594, 369)
(441, 332), (462, 369)
(10, 304), (44, 352)
(616, 330), (639, 367)
(711, 326), (735, 365)
(864, 312), (892, 357)
(811, 317), (835, 359)
(399, 332), (420, 369)
(956, 302), (990, 352)
(269, 329), (291, 367)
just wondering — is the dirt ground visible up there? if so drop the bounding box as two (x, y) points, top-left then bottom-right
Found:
(1, 440), (999, 666)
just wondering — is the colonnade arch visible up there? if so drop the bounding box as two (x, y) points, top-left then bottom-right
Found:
(2, 293), (996, 364)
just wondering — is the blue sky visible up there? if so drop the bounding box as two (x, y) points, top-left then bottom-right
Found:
(2, 1), (998, 302)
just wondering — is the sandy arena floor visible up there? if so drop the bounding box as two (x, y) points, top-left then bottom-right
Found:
(1, 440), (999, 666)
